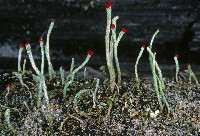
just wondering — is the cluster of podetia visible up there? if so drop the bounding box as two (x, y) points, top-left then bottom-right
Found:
(3, 2), (199, 130)
(105, 2), (127, 93)
(9, 20), (94, 127)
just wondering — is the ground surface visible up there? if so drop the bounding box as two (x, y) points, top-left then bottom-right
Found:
(0, 60), (199, 135)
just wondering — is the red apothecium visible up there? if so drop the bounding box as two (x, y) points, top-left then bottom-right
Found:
(122, 28), (127, 32)
(110, 25), (115, 29)
(38, 39), (44, 43)
(105, 2), (113, 8)
(20, 44), (24, 48)
(87, 51), (93, 56)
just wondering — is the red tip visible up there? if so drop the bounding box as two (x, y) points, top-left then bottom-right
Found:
(51, 21), (54, 23)
(38, 39), (44, 43)
(6, 84), (10, 88)
(110, 24), (115, 29)
(25, 58), (26, 59)
(62, 66), (65, 70)
(105, 2), (113, 8)
(87, 51), (93, 56)
(44, 45), (46, 47)
(25, 42), (29, 46)
(186, 63), (190, 66)
(19, 71), (22, 74)
(20, 44), (24, 48)
(118, 16), (120, 18)
(142, 45), (145, 48)
(122, 28), (127, 32)
(174, 54), (178, 58)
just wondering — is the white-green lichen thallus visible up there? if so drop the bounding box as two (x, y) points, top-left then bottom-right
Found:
(135, 45), (145, 89)
(184, 63), (198, 85)
(174, 54), (180, 82)
(147, 48), (163, 111)
(149, 29), (159, 69)
(25, 42), (41, 76)
(39, 39), (45, 75)
(105, 2), (116, 93)
(70, 51), (93, 82)
(18, 44), (24, 73)
(45, 21), (56, 80)
(105, 2), (127, 92)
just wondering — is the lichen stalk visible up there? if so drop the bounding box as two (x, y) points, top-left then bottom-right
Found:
(5, 108), (13, 130)
(70, 58), (75, 74)
(113, 29), (127, 86)
(22, 58), (26, 75)
(18, 44), (24, 72)
(25, 43), (41, 76)
(135, 45), (145, 89)
(45, 21), (56, 80)
(149, 29), (159, 69)
(110, 16), (120, 62)
(71, 52), (92, 82)
(174, 55), (179, 82)
(157, 76), (170, 114)
(60, 66), (65, 85)
(155, 60), (165, 90)
(105, 2), (115, 93)
(63, 81), (72, 100)
(186, 63), (198, 84)
(39, 39), (45, 75)
(147, 47), (163, 111)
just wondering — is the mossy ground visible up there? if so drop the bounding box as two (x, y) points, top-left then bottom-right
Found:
(0, 69), (199, 135)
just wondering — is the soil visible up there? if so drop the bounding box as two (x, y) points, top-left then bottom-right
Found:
(0, 58), (199, 135)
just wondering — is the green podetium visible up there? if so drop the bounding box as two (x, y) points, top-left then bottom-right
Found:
(174, 54), (179, 82)
(110, 15), (119, 62)
(5, 84), (11, 97)
(63, 51), (93, 100)
(147, 48), (163, 111)
(60, 66), (65, 85)
(5, 108), (13, 130)
(39, 39), (45, 75)
(70, 51), (93, 82)
(147, 30), (170, 113)
(18, 44), (24, 73)
(184, 63), (198, 85)
(146, 30), (170, 112)
(70, 58), (75, 74)
(148, 30), (165, 89)
(135, 45), (145, 89)
(149, 29), (159, 69)
(45, 21), (56, 80)
(25, 42), (41, 76)
(25, 41), (50, 111)
(16, 44), (29, 90)
(105, 2), (115, 93)
(22, 58), (26, 75)
(112, 26), (127, 86)
(73, 89), (92, 117)
(105, 2), (127, 92)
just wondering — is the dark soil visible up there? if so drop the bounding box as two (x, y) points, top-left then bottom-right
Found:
(0, 65), (199, 135)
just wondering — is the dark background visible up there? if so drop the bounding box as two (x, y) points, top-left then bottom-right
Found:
(0, 0), (200, 75)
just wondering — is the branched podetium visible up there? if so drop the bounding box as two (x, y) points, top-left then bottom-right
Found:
(147, 48), (163, 111)
(146, 30), (170, 113)
(105, 2), (127, 93)
(16, 45), (29, 90)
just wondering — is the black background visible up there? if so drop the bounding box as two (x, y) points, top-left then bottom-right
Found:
(0, 0), (200, 73)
